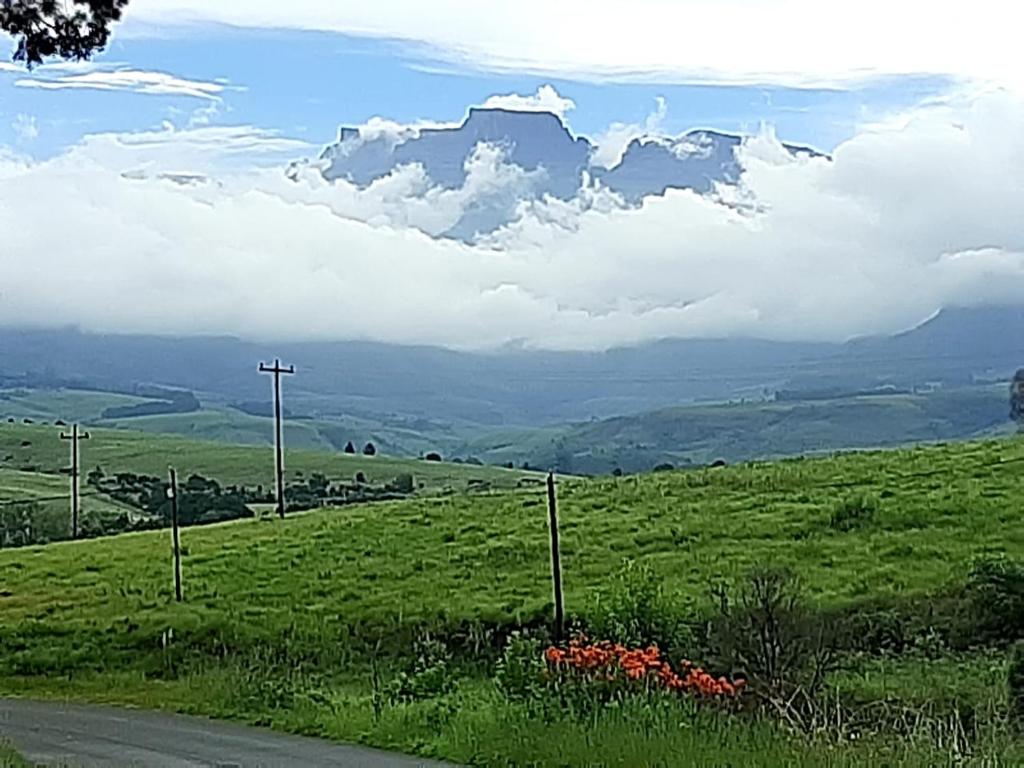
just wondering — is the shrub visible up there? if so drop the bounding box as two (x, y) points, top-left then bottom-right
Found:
(382, 635), (457, 705)
(363, 442), (377, 456)
(388, 473), (415, 494)
(495, 631), (548, 705)
(424, 452), (442, 462)
(964, 555), (1024, 644)
(707, 567), (834, 730)
(1009, 640), (1024, 726)
(829, 494), (879, 531)
(586, 560), (692, 657)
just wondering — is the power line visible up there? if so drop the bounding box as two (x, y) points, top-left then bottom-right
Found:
(258, 358), (294, 520)
(60, 424), (90, 539)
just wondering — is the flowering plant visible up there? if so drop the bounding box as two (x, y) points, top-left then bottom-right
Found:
(544, 637), (745, 699)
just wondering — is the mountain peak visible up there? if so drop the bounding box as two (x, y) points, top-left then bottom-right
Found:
(319, 104), (825, 240)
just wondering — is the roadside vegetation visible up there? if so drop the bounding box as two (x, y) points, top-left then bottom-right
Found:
(2, 436), (1024, 763)
(0, 743), (26, 768)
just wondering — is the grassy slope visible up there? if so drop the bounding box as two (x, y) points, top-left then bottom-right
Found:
(0, 468), (133, 515)
(0, 744), (26, 768)
(1, 386), (478, 459)
(0, 422), (533, 495)
(467, 386), (1010, 473)
(0, 468), (139, 542)
(0, 389), (149, 424)
(4, 385), (1013, 477)
(1, 436), (1022, 646)
(2, 436), (1023, 764)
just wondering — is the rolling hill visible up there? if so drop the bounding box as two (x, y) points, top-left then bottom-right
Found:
(1, 435), (1023, 764)
(0, 422), (535, 498)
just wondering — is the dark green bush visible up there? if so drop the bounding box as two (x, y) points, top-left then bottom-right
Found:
(1009, 640), (1024, 726)
(494, 631), (547, 705)
(829, 494), (879, 531)
(964, 555), (1024, 644)
(585, 560), (693, 657)
(382, 635), (457, 705)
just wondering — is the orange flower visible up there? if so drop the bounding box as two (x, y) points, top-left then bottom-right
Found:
(543, 638), (742, 700)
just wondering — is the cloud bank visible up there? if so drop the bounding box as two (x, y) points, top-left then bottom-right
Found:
(123, 0), (1023, 90)
(1, 90), (1023, 350)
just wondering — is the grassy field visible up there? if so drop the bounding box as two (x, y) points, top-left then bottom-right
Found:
(0, 386), (479, 458)
(1, 436), (1023, 764)
(0, 388), (149, 424)
(3, 384), (1013, 477)
(466, 386), (1011, 473)
(0, 468), (131, 515)
(0, 744), (26, 768)
(0, 422), (535, 495)
(0, 467), (139, 544)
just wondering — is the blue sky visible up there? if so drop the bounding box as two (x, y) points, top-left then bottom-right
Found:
(1, 22), (957, 161)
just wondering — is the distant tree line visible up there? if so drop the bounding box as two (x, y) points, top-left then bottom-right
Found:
(88, 469), (251, 526)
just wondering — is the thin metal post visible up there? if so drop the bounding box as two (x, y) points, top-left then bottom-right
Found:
(546, 472), (565, 643)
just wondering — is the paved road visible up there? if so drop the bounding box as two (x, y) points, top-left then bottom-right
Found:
(0, 699), (448, 767)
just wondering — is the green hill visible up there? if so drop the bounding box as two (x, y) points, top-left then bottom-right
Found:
(0, 422), (533, 496)
(0, 467), (139, 544)
(467, 386), (1012, 473)
(1, 436), (1023, 764)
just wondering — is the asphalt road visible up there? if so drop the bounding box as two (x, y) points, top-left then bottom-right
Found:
(0, 699), (448, 767)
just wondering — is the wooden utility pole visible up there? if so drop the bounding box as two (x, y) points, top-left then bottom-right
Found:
(168, 467), (182, 602)
(258, 359), (295, 518)
(60, 424), (90, 539)
(546, 472), (565, 644)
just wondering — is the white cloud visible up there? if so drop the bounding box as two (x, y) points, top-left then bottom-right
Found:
(11, 114), (39, 142)
(1, 90), (1023, 350)
(121, 1), (1024, 90)
(481, 85), (576, 117)
(591, 96), (668, 169)
(14, 68), (231, 99)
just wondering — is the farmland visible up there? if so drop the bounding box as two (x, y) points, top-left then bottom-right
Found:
(0, 422), (535, 495)
(1, 435), (1024, 764)
(1, 382), (1013, 476)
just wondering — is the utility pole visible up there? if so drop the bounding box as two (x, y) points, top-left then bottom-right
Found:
(168, 467), (182, 602)
(258, 358), (295, 519)
(546, 472), (565, 644)
(60, 424), (90, 539)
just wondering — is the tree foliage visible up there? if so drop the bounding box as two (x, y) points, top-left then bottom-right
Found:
(1, 0), (129, 66)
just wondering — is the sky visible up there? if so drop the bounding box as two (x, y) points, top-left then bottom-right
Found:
(1, 1), (1023, 350)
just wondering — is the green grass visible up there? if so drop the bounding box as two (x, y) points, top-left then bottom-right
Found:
(0, 468), (133, 516)
(0, 388), (149, 424)
(467, 386), (1011, 473)
(0, 467), (139, 542)
(2, 435), (1024, 764)
(2, 436), (1023, 638)
(0, 743), (27, 768)
(1, 386), (480, 459)
(0, 422), (536, 495)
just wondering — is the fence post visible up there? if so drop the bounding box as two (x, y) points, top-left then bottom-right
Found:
(546, 472), (565, 644)
(168, 467), (182, 602)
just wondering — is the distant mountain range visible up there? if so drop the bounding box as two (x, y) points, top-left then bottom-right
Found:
(2, 306), (1021, 429)
(319, 108), (823, 240)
